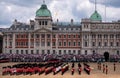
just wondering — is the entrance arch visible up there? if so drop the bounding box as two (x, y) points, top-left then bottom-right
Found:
(104, 52), (109, 62)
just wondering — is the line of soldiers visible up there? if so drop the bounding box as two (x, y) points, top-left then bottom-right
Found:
(83, 63), (91, 75)
(97, 62), (116, 74)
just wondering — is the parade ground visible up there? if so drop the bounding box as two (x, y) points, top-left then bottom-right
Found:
(0, 62), (120, 78)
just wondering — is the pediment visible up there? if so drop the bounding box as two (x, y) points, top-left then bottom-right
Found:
(34, 27), (52, 33)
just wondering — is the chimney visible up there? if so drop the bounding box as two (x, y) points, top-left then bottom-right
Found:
(30, 20), (35, 25)
(71, 19), (73, 25)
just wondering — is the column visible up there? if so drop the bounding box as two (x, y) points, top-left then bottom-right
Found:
(28, 33), (31, 54)
(12, 33), (15, 49)
(3, 35), (5, 53)
(34, 33), (35, 54)
(7, 34), (9, 48)
(56, 34), (58, 54)
(51, 33), (52, 54)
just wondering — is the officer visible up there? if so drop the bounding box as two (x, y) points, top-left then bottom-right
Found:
(71, 67), (75, 75)
(103, 64), (105, 73)
(106, 65), (108, 74)
(114, 63), (116, 71)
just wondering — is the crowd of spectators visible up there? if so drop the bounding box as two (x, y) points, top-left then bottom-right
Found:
(0, 53), (120, 62)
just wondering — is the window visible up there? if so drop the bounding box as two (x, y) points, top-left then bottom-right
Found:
(47, 34), (50, 38)
(59, 50), (61, 55)
(36, 34), (39, 38)
(9, 42), (12, 46)
(68, 35), (71, 38)
(10, 50), (12, 54)
(85, 35), (87, 39)
(93, 50), (95, 55)
(64, 35), (66, 38)
(47, 42), (50, 46)
(53, 42), (56, 46)
(98, 34), (102, 38)
(21, 50), (23, 54)
(42, 50), (44, 54)
(68, 42), (71, 46)
(85, 42), (87, 47)
(78, 50), (81, 55)
(73, 35), (76, 38)
(41, 42), (45, 46)
(47, 50), (50, 54)
(26, 50), (28, 54)
(117, 51), (119, 55)
(64, 42), (66, 46)
(92, 34), (96, 39)
(36, 41), (39, 46)
(45, 21), (47, 25)
(116, 42), (119, 46)
(92, 42), (95, 46)
(110, 34), (114, 38)
(85, 50), (87, 55)
(59, 42), (61, 46)
(53, 35), (56, 38)
(73, 42), (76, 46)
(53, 50), (56, 54)
(31, 34), (34, 38)
(36, 50), (39, 54)
(68, 50), (71, 54)
(78, 42), (80, 46)
(39, 21), (41, 25)
(78, 35), (80, 38)
(31, 50), (34, 54)
(16, 50), (19, 54)
(104, 42), (107, 46)
(64, 50), (66, 54)
(59, 35), (61, 38)
(110, 42), (113, 46)
(41, 34), (45, 38)
(73, 50), (76, 54)
(42, 21), (44, 25)
(98, 42), (101, 46)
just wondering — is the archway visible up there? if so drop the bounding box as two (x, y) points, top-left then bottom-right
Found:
(104, 52), (109, 62)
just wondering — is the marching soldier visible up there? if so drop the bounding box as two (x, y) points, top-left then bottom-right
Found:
(103, 64), (105, 73)
(78, 63), (82, 75)
(71, 67), (75, 75)
(106, 65), (108, 74)
(114, 63), (116, 71)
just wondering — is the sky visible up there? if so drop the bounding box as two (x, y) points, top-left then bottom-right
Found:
(0, 0), (120, 28)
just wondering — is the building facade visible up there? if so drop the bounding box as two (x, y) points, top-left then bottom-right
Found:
(2, 3), (120, 56)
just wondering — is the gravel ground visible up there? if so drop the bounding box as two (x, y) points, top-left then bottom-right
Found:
(0, 62), (120, 78)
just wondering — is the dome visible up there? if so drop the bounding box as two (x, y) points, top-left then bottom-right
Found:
(90, 11), (102, 21)
(36, 4), (51, 17)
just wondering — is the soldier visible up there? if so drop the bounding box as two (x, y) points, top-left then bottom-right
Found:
(71, 67), (75, 75)
(99, 63), (101, 70)
(106, 65), (108, 74)
(114, 63), (116, 71)
(103, 64), (105, 73)
(78, 63), (82, 75)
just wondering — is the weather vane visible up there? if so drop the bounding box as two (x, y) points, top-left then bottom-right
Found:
(43, 0), (45, 4)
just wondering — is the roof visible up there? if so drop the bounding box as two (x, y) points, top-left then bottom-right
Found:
(36, 4), (51, 17)
(90, 11), (102, 21)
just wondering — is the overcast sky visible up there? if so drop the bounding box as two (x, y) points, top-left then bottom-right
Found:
(0, 0), (120, 28)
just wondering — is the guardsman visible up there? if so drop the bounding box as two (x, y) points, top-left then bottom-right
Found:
(114, 63), (116, 71)
(98, 62), (100, 70)
(78, 67), (82, 75)
(103, 64), (105, 73)
(106, 65), (108, 74)
(71, 67), (75, 75)
(99, 63), (101, 70)
(88, 66), (91, 75)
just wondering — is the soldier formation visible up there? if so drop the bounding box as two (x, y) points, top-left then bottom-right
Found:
(2, 62), (92, 76)
(97, 62), (117, 75)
